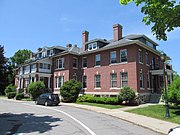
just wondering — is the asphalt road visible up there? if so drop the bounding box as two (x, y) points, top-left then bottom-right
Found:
(0, 99), (160, 135)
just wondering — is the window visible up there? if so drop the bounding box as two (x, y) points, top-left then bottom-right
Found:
(40, 63), (51, 69)
(95, 75), (101, 88)
(146, 52), (149, 65)
(82, 57), (87, 68)
(88, 42), (97, 51)
(42, 52), (47, 57)
(139, 49), (143, 63)
(146, 40), (153, 48)
(120, 49), (127, 63)
(82, 76), (87, 88)
(147, 73), (150, 89)
(55, 76), (64, 88)
(140, 71), (144, 88)
(73, 57), (78, 68)
(56, 58), (64, 69)
(32, 64), (36, 69)
(95, 54), (100, 66)
(111, 73), (117, 87)
(120, 72), (128, 87)
(110, 51), (116, 64)
(73, 74), (77, 81)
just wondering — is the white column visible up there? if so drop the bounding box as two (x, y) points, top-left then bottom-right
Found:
(18, 77), (21, 89)
(48, 77), (50, 88)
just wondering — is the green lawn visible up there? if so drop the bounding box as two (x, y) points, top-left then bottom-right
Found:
(126, 105), (180, 124)
(76, 102), (123, 109)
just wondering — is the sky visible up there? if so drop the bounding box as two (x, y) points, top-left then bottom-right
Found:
(0, 0), (180, 74)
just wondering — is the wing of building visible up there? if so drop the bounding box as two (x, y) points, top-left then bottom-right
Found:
(15, 24), (173, 102)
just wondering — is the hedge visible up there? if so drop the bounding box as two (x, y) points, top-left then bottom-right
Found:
(77, 95), (119, 105)
(7, 92), (16, 99)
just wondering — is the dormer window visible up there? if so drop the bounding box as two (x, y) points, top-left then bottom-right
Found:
(42, 51), (47, 57)
(88, 42), (97, 51)
(146, 40), (153, 48)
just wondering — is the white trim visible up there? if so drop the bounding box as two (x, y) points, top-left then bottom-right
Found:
(110, 87), (119, 90)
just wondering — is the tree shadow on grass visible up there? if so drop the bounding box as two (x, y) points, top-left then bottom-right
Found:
(0, 113), (63, 135)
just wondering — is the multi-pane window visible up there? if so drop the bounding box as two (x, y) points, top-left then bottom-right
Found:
(82, 75), (87, 88)
(120, 49), (128, 63)
(139, 49), (143, 63)
(120, 72), (128, 87)
(95, 75), (101, 88)
(146, 52), (149, 65)
(82, 57), (87, 68)
(110, 51), (116, 64)
(95, 54), (101, 66)
(88, 43), (97, 51)
(147, 73), (150, 88)
(73, 57), (78, 68)
(111, 73), (117, 87)
(56, 58), (64, 69)
(40, 63), (50, 69)
(140, 71), (144, 88)
(55, 76), (64, 88)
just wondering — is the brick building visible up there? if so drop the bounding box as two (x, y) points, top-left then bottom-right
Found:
(15, 24), (173, 102)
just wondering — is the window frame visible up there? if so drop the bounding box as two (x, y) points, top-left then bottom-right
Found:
(140, 70), (144, 89)
(95, 54), (101, 66)
(55, 76), (64, 88)
(139, 49), (143, 64)
(82, 75), (87, 88)
(120, 49), (128, 63)
(82, 57), (87, 68)
(56, 58), (64, 69)
(95, 75), (101, 88)
(73, 57), (78, 69)
(120, 72), (128, 88)
(110, 51), (117, 64)
(110, 73), (117, 88)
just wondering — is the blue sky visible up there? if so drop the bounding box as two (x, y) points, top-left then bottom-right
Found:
(0, 0), (180, 74)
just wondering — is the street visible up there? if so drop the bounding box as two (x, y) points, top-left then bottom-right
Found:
(0, 99), (160, 135)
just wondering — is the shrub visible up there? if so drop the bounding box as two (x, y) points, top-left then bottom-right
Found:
(16, 93), (24, 100)
(27, 81), (45, 100)
(60, 79), (82, 103)
(5, 84), (16, 95)
(119, 86), (136, 104)
(7, 92), (16, 99)
(168, 75), (180, 106)
(77, 95), (119, 105)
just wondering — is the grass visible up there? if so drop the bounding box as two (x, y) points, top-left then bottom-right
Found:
(76, 102), (123, 109)
(126, 105), (180, 124)
(0, 95), (6, 98)
(21, 97), (33, 101)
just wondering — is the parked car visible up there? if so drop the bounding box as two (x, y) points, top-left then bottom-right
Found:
(168, 126), (180, 135)
(35, 93), (60, 106)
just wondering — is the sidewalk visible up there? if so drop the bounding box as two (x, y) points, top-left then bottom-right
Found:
(61, 102), (179, 135)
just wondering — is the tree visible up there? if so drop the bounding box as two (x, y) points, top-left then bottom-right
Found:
(27, 81), (46, 100)
(119, 86), (136, 104)
(168, 75), (180, 106)
(119, 0), (180, 41)
(60, 79), (82, 103)
(0, 45), (8, 95)
(11, 49), (31, 66)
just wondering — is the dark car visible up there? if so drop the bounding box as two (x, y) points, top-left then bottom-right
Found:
(35, 93), (60, 106)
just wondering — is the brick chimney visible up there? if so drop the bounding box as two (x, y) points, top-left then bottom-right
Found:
(113, 24), (123, 41)
(82, 30), (89, 51)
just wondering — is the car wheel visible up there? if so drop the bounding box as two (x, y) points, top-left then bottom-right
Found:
(45, 101), (48, 106)
(35, 100), (38, 105)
